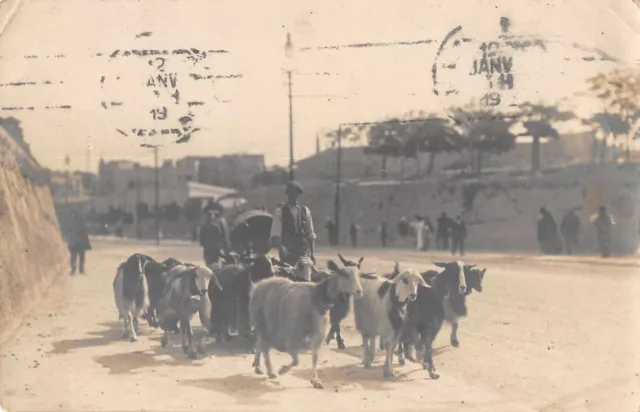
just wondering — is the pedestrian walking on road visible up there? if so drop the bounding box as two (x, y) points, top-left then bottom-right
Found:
(411, 215), (425, 251)
(65, 211), (91, 275)
(537, 207), (562, 255)
(325, 217), (337, 246)
(437, 212), (452, 250)
(350, 222), (359, 249)
(380, 221), (388, 248)
(560, 208), (581, 255)
(592, 206), (613, 258)
(269, 181), (317, 265)
(450, 216), (467, 256)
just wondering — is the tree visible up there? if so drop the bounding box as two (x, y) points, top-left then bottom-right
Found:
(408, 115), (464, 175)
(135, 202), (151, 220)
(450, 108), (518, 174)
(582, 113), (629, 163)
(182, 198), (202, 221)
(516, 102), (574, 173)
(587, 68), (640, 161)
(251, 166), (288, 187)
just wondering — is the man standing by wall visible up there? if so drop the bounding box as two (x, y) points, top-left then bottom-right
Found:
(560, 208), (581, 255)
(65, 210), (91, 275)
(437, 212), (452, 250)
(269, 181), (316, 265)
(450, 215), (467, 256)
(350, 222), (359, 249)
(593, 206), (613, 258)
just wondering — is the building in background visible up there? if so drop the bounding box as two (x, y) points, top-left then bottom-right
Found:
(196, 154), (265, 189)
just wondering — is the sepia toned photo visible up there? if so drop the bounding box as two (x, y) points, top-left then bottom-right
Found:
(0, 0), (639, 411)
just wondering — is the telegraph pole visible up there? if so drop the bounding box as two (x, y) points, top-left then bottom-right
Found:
(285, 32), (295, 181)
(334, 126), (342, 246)
(288, 70), (295, 180)
(154, 147), (160, 246)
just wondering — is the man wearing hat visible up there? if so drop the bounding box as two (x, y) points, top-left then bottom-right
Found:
(269, 180), (316, 265)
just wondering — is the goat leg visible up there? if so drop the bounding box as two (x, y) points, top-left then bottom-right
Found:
(450, 321), (460, 348)
(185, 317), (199, 360)
(127, 313), (138, 342)
(397, 340), (405, 366)
(383, 340), (396, 379)
(325, 325), (336, 345)
(335, 324), (345, 350)
(421, 332), (439, 380)
(161, 330), (169, 348)
(180, 318), (188, 354)
(253, 336), (263, 375)
(362, 335), (372, 368)
(310, 346), (323, 389)
(279, 351), (299, 375)
(263, 347), (276, 379)
(121, 316), (129, 340)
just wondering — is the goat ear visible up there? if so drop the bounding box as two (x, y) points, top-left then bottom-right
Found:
(466, 264), (476, 269)
(433, 261), (448, 268)
(394, 261), (400, 273)
(337, 253), (348, 265)
(480, 268), (487, 277)
(358, 257), (364, 265)
(327, 260), (340, 273)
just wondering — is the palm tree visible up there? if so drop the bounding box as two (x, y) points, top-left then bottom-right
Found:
(517, 102), (574, 173)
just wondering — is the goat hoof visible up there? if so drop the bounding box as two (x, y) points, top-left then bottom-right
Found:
(310, 377), (324, 389)
(254, 367), (263, 375)
(383, 369), (395, 379)
(398, 357), (405, 366)
(130, 337), (137, 343)
(429, 371), (440, 380)
(268, 373), (277, 379)
(188, 351), (199, 360)
(451, 340), (459, 348)
(337, 341), (346, 350)
(161, 335), (168, 348)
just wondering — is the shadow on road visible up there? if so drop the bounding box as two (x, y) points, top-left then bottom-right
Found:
(179, 373), (285, 404)
(330, 344), (454, 362)
(93, 347), (195, 374)
(48, 321), (132, 355)
(291, 363), (414, 391)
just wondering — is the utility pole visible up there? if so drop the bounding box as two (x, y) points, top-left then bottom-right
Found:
(334, 126), (342, 246)
(285, 32), (295, 181)
(288, 70), (294, 180)
(64, 154), (70, 204)
(154, 147), (160, 246)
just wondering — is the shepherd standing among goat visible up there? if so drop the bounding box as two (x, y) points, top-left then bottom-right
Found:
(250, 260), (363, 389)
(269, 180), (316, 266)
(353, 269), (428, 378)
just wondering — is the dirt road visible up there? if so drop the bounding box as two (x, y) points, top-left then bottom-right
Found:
(1, 239), (639, 412)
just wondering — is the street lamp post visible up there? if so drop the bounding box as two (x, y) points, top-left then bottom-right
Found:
(285, 33), (295, 181)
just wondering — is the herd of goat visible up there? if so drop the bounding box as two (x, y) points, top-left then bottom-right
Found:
(112, 250), (486, 389)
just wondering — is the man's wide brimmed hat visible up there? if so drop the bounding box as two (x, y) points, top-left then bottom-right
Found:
(286, 180), (304, 194)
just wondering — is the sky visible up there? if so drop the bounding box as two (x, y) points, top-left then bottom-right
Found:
(0, 0), (639, 173)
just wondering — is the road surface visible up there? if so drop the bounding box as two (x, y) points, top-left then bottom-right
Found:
(1, 239), (640, 412)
